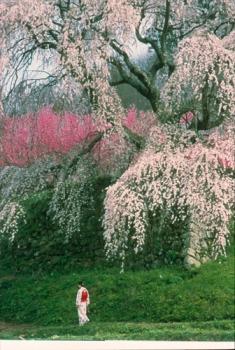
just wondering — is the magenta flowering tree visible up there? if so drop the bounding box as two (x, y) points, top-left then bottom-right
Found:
(103, 124), (234, 269)
(0, 107), (156, 168)
(0, 107), (157, 244)
(0, 107), (98, 167)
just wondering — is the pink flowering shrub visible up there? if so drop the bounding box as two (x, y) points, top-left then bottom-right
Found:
(123, 109), (156, 136)
(0, 107), (157, 171)
(0, 107), (97, 166)
(103, 123), (234, 269)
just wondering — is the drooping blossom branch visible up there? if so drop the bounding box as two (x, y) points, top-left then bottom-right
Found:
(0, 1), (234, 125)
(103, 123), (234, 269)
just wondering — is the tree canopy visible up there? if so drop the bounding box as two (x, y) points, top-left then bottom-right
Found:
(0, 0), (234, 269)
(0, 0), (234, 127)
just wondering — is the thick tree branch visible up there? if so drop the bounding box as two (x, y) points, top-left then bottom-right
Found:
(148, 61), (164, 78)
(61, 131), (104, 176)
(123, 125), (145, 151)
(135, 1), (174, 78)
(160, 0), (170, 54)
(109, 40), (152, 91)
(109, 78), (126, 86)
(109, 57), (150, 98)
(135, 9), (163, 64)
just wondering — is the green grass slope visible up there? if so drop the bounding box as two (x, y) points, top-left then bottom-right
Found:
(0, 253), (234, 327)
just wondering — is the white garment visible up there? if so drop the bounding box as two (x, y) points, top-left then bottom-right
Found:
(76, 287), (90, 325)
(77, 303), (89, 326)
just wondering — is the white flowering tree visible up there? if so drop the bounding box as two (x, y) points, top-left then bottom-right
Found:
(103, 124), (234, 269)
(0, 109), (154, 249)
(0, 0), (234, 269)
(0, 0), (234, 127)
(161, 32), (235, 129)
(0, 159), (57, 246)
(0, 155), (100, 253)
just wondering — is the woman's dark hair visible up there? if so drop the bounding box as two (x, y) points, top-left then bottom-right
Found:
(78, 281), (84, 286)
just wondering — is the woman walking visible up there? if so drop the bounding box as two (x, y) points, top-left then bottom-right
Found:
(76, 281), (90, 326)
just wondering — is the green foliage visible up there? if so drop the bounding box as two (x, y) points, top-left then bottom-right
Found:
(0, 253), (234, 327)
(0, 175), (113, 273)
(125, 210), (188, 269)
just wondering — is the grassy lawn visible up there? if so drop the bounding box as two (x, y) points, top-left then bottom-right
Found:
(0, 320), (234, 341)
(0, 245), (234, 340)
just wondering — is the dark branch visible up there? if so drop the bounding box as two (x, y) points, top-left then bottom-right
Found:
(214, 20), (235, 37)
(66, 131), (104, 171)
(109, 57), (150, 98)
(160, 0), (170, 53)
(178, 21), (206, 40)
(123, 125), (145, 151)
(135, 10), (163, 63)
(109, 40), (152, 91)
(109, 78), (126, 86)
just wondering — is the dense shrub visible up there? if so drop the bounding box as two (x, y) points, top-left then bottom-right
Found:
(0, 175), (112, 273)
